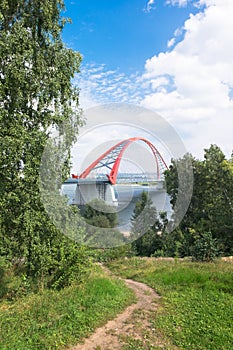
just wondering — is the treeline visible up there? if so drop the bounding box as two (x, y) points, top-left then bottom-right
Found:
(131, 145), (233, 260)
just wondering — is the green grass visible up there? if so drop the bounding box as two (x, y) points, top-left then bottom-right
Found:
(108, 258), (233, 350)
(0, 265), (135, 350)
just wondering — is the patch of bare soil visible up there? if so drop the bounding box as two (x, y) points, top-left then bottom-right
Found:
(69, 274), (160, 350)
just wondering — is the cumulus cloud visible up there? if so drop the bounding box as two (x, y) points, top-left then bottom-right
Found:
(141, 0), (233, 157)
(77, 0), (233, 159)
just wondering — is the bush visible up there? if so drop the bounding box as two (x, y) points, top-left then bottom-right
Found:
(191, 232), (219, 262)
(92, 244), (134, 263)
(0, 257), (9, 298)
(47, 240), (92, 290)
(0, 258), (22, 300)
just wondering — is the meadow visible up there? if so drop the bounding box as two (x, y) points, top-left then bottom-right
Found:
(108, 257), (233, 350)
(0, 265), (135, 350)
(1, 258), (232, 350)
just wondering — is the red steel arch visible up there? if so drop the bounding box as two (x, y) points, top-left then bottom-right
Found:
(72, 137), (168, 185)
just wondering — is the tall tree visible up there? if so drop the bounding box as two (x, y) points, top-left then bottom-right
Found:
(131, 191), (164, 256)
(165, 146), (233, 255)
(0, 1), (89, 285)
(201, 145), (233, 252)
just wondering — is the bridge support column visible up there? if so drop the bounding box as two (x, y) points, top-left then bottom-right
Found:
(62, 179), (118, 206)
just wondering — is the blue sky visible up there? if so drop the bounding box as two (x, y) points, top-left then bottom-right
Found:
(63, 0), (202, 73)
(62, 0), (233, 161)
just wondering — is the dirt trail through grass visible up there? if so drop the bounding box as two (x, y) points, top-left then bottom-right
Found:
(69, 268), (160, 350)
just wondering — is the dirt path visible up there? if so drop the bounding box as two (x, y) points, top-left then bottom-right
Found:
(69, 272), (160, 350)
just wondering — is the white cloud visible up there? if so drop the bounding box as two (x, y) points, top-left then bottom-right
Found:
(166, 0), (188, 6)
(165, 0), (208, 7)
(77, 0), (233, 159)
(150, 76), (170, 90)
(144, 0), (156, 13)
(140, 0), (233, 158)
(167, 37), (176, 48)
(75, 64), (147, 109)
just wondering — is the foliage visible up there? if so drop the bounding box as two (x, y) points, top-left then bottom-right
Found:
(131, 191), (165, 256)
(121, 145), (232, 259)
(131, 191), (157, 237)
(108, 258), (233, 350)
(90, 244), (134, 263)
(0, 256), (10, 298)
(83, 226), (127, 249)
(0, 266), (135, 350)
(80, 198), (127, 248)
(165, 145), (233, 255)
(131, 191), (188, 258)
(191, 231), (219, 262)
(159, 228), (185, 258)
(0, 0), (91, 289)
(83, 198), (118, 228)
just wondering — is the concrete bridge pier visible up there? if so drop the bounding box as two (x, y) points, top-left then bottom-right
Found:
(61, 178), (118, 206)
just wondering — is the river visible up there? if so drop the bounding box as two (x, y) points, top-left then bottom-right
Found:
(61, 182), (172, 232)
(114, 184), (172, 231)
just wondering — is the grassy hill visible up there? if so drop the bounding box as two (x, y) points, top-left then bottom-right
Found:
(108, 257), (233, 350)
(1, 258), (232, 350)
(0, 265), (135, 350)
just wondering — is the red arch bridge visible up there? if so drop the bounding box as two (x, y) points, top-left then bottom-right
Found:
(62, 137), (168, 206)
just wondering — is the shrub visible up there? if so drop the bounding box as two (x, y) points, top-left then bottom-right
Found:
(92, 244), (134, 263)
(191, 232), (219, 262)
(0, 256), (9, 298)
